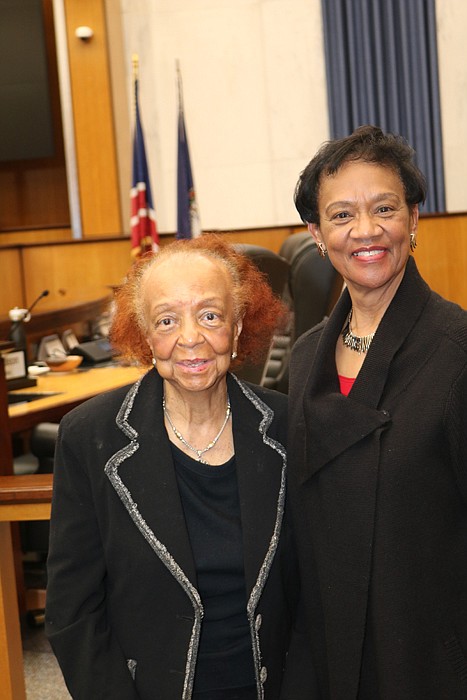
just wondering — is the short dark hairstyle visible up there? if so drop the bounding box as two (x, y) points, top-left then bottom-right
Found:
(294, 125), (427, 225)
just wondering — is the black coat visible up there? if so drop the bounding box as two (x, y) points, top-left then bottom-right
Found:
(287, 257), (467, 699)
(45, 371), (298, 699)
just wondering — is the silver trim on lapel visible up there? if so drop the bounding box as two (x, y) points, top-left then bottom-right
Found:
(105, 378), (203, 700)
(232, 375), (287, 699)
(106, 373), (287, 700)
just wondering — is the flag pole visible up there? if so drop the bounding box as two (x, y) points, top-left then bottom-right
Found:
(132, 53), (139, 120)
(176, 59), (184, 114)
(176, 60), (201, 239)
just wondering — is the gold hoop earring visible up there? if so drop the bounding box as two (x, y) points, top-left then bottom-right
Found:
(410, 231), (417, 252)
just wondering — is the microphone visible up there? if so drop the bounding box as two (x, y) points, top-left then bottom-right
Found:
(5, 290), (48, 373)
(9, 289), (49, 326)
(8, 290), (50, 357)
(25, 289), (49, 318)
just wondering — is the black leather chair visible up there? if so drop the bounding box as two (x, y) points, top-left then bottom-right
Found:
(232, 244), (290, 390)
(278, 230), (311, 265)
(288, 237), (343, 342)
(19, 422), (59, 623)
(21, 422), (59, 554)
(233, 244), (290, 298)
(279, 230), (314, 310)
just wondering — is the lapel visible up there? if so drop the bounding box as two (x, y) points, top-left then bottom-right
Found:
(227, 374), (286, 602)
(299, 257), (431, 483)
(104, 371), (287, 609)
(104, 369), (198, 593)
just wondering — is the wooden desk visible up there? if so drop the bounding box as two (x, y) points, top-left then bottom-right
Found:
(0, 475), (53, 700)
(9, 363), (146, 434)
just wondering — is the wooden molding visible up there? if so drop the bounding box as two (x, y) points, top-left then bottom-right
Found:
(64, 0), (122, 236)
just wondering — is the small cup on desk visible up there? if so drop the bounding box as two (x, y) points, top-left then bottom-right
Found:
(46, 354), (83, 373)
(28, 363), (51, 377)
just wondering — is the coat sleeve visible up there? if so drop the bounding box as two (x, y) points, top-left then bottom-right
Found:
(279, 488), (321, 700)
(280, 599), (321, 699)
(45, 419), (140, 700)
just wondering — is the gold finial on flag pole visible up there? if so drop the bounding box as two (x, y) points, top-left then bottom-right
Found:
(132, 54), (139, 120)
(132, 53), (139, 82)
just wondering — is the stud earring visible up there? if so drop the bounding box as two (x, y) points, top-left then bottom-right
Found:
(410, 231), (417, 252)
(231, 351), (237, 360)
(152, 357), (157, 366)
(316, 241), (328, 258)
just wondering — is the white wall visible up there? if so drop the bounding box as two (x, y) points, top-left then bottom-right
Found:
(119, 0), (329, 233)
(118, 0), (467, 234)
(436, 0), (467, 212)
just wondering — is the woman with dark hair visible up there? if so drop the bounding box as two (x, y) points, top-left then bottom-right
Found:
(288, 125), (467, 698)
(45, 235), (299, 699)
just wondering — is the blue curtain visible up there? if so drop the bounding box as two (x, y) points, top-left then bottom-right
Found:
(321, 0), (445, 213)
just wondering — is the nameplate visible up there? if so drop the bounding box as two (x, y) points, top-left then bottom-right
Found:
(1, 349), (26, 381)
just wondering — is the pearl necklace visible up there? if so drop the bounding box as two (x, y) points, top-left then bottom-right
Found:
(342, 308), (376, 354)
(163, 396), (231, 463)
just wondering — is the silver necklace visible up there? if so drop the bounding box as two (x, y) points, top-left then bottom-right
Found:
(342, 308), (376, 354)
(163, 396), (231, 463)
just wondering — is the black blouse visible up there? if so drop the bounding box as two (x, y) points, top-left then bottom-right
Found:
(171, 443), (256, 695)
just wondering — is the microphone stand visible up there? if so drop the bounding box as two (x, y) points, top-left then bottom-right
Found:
(8, 290), (49, 364)
(9, 290), (49, 328)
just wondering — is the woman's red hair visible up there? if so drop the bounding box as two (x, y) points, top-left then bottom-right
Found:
(110, 234), (288, 367)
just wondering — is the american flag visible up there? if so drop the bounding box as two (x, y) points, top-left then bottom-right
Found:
(130, 63), (159, 257)
(176, 64), (201, 239)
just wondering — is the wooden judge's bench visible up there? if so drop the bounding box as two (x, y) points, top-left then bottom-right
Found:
(0, 298), (145, 700)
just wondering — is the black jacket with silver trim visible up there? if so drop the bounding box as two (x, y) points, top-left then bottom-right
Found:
(46, 370), (297, 699)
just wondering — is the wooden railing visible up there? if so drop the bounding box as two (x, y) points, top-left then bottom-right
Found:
(0, 474), (53, 700)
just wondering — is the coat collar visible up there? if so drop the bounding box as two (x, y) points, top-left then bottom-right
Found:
(298, 257), (431, 481)
(104, 371), (287, 605)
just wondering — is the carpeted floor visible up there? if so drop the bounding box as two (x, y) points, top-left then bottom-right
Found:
(22, 618), (71, 700)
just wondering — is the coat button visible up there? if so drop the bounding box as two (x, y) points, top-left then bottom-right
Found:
(260, 666), (267, 684)
(255, 614), (262, 630)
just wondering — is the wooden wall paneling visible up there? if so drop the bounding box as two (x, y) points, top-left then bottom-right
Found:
(0, 0), (70, 234)
(104, 0), (131, 237)
(219, 227), (294, 254)
(415, 214), (467, 309)
(0, 250), (24, 316)
(64, 0), (122, 237)
(0, 229), (72, 248)
(1, 216), (466, 323)
(21, 240), (133, 309)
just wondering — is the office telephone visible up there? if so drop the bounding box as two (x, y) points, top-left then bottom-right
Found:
(37, 333), (115, 365)
(73, 338), (114, 364)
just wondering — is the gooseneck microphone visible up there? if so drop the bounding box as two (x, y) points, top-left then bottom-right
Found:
(6, 290), (49, 370)
(9, 289), (50, 327)
(24, 289), (50, 318)
(8, 290), (50, 354)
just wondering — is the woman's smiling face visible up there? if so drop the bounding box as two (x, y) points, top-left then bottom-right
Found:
(309, 160), (419, 297)
(143, 253), (242, 395)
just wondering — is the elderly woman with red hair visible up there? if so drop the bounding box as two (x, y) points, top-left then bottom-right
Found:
(45, 235), (302, 700)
